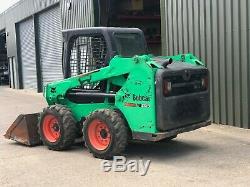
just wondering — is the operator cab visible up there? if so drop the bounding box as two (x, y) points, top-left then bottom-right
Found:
(62, 27), (147, 78)
(63, 27), (147, 104)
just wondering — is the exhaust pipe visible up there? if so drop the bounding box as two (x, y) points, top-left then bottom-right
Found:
(4, 113), (42, 146)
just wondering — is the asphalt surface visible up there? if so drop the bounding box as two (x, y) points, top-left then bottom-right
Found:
(0, 86), (250, 187)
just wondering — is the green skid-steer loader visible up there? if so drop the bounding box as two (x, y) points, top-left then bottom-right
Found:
(5, 27), (210, 159)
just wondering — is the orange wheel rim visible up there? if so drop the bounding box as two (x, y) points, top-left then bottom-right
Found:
(43, 115), (60, 143)
(88, 119), (111, 151)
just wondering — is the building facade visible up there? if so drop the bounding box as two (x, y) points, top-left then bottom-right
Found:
(0, 0), (95, 91)
(0, 0), (249, 129)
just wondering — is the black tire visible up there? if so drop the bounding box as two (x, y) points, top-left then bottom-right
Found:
(39, 105), (78, 151)
(83, 109), (128, 159)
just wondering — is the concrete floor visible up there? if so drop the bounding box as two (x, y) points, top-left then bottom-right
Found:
(0, 86), (250, 187)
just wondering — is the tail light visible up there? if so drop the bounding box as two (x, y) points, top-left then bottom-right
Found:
(201, 76), (209, 90)
(163, 80), (172, 96)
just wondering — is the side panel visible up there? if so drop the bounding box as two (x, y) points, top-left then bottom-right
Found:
(45, 56), (158, 133)
(115, 62), (157, 133)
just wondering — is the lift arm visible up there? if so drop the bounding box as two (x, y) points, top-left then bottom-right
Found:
(44, 55), (160, 105)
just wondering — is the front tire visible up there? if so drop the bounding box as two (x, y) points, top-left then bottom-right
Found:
(39, 105), (78, 151)
(83, 109), (128, 159)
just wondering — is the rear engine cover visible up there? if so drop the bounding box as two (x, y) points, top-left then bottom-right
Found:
(155, 63), (210, 131)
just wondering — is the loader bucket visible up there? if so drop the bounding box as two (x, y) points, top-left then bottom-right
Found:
(4, 113), (42, 146)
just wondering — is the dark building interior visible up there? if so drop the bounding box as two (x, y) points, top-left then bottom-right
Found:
(0, 31), (8, 85)
(99, 0), (161, 55)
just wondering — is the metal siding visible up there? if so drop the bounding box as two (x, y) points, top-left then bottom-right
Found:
(211, 0), (220, 123)
(61, 0), (95, 30)
(172, 0), (178, 54)
(248, 0), (250, 127)
(182, 0), (188, 53)
(161, 0), (250, 129)
(0, 0), (96, 90)
(218, 0), (226, 125)
(0, 0), (60, 57)
(13, 57), (18, 89)
(9, 58), (14, 88)
(160, 0), (167, 55)
(0, 0), (60, 90)
(225, 0), (234, 126)
(167, 0), (174, 55)
(9, 57), (17, 89)
(199, 0), (205, 61)
(38, 6), (63, 86)
(232, 0), (241, 127)
(204, 0), (213, 121)
(18, 18), (37, 89)
(193, 0), (199, 57)
(240, 0), (249, 129)
(177, 0), (183, 53)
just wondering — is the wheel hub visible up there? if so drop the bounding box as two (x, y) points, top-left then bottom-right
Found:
(88, 119), (111, 151)
(100, 129), (108, 139)
(43, 115), (61, 143)
(52, 123), (60, 132)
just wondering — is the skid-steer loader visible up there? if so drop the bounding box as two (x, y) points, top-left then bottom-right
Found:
(4, 27), (210, 159)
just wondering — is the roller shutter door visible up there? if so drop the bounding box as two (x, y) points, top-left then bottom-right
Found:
(38, 6), (63, 87)
(18, 18), (37, 89)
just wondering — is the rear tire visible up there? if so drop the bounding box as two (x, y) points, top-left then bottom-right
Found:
(83, 109), (128, 159)
(39, 105), (78, 151)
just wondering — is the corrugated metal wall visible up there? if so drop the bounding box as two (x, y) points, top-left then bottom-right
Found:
(18, 18), (37, 89)
(0, 0), (95, 56)
(61, 0), (95, 30)
(0, 0), (95, 90)
(38, 6), (64, 85)
(161, 0), (250, 129)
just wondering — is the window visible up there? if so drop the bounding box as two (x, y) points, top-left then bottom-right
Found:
(69, 35), (107, 77)
(113, 33), (146, 57)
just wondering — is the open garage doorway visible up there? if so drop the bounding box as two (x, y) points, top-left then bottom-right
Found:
(100, 0), (162, 55)
(0, 30), (9, 86)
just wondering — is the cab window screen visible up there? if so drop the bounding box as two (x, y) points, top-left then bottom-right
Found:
(114, 33), (146, 57)
(69, 35), (107, 76)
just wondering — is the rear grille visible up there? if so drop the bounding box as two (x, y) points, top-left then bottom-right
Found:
(163, 73), (208, 96)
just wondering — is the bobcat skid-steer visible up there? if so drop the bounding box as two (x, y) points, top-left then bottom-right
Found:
(5, 27), (210, 159)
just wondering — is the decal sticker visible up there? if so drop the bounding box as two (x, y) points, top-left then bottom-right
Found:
(137, 104), (150, 108)
(124, 103), (150, 108)
(133, 94), (150, 102)
(124, 103), (137, 107)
